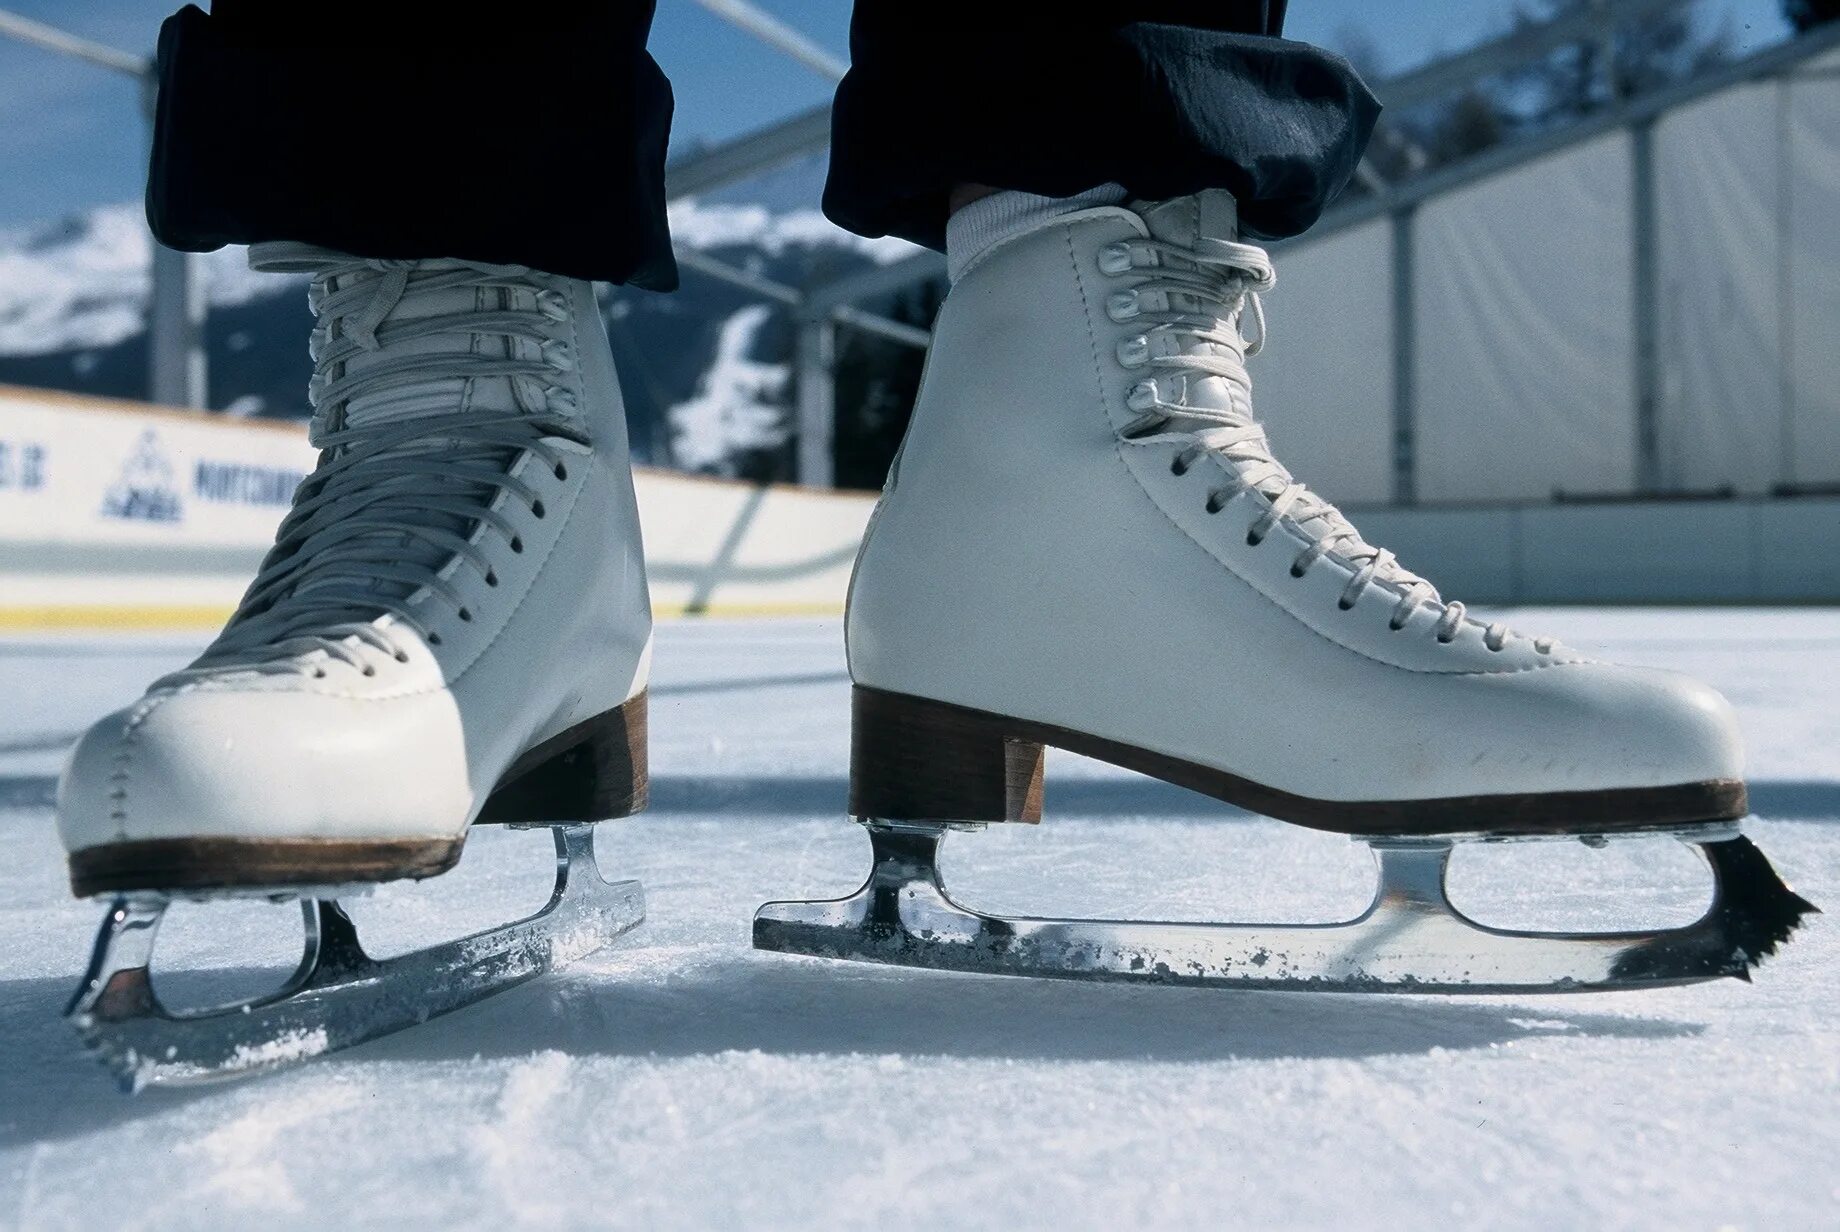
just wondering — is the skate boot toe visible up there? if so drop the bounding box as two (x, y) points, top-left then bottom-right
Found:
(1510, 661), (1745, 801)
(58, 684), (473, 896)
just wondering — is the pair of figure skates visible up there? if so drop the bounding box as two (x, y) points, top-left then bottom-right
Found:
(58, 193), (1812, 1089)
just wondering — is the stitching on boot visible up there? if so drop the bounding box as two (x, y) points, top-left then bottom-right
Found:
(105, 687), (186, 840)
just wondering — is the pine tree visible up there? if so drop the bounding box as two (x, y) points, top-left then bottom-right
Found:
(1507, 0), (1730, 122)
(830, 279), (944, 491)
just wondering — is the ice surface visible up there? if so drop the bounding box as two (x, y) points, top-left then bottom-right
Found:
(1, 611), (1836, 1230)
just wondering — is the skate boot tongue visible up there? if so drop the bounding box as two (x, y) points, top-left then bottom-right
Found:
(1136, 191), (1242, 252)
(251, 241), (574, 429)
(1129, 194), (1341, 538)
(177, 243), (585, 677)
(1130, 192), (1277, 463)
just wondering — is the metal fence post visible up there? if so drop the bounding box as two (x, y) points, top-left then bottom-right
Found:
(1631, 116), (1660, 493)
(140, 71), (207, 409)
(796, 318), (836, 488)
(147, 245), (208, 409)
(1390, 206), (1419, 507)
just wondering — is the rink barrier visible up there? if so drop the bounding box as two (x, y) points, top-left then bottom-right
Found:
(1355, 498), (1840, 605)
(0, 387), (872, 629)
(1, 387), (1835, 631)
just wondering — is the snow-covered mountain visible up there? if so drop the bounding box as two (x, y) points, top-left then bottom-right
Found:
(0, 187), (933, 477)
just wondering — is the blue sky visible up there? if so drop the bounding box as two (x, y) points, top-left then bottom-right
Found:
(0, 0), (1791, 226)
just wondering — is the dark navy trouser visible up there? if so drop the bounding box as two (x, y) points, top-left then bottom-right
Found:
(145, 1), (1378, 290)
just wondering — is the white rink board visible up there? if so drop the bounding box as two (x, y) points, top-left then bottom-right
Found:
(0, 609), (1835, 1229)
(0, 387), (874, 627)
(634, 471), (871, 617)
(0, 387), (314, 546)
(4, 387), (1838, 623)
(1354, 495), (1840, 603)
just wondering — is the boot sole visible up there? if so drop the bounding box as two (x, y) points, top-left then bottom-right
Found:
(850, 685), (1747, 836)
(67, 693), (649, 897)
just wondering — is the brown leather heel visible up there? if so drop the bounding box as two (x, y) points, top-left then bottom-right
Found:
(849, 686), (1044, 823)
(478, 693), (650, 825)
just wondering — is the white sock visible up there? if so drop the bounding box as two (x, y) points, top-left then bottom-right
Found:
(945, 184), (1128, 283)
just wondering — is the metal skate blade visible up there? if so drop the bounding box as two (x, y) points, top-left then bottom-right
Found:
(154, 882), (382, 905)
(752, 821), (1815, 994)
(67, 824), (643, 1092)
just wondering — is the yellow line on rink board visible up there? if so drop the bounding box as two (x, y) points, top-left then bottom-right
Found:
(0, 602), (844, 631)
(0, 604), (238, 631)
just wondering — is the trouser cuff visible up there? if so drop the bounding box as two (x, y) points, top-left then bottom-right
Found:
(145, 3), (677, 287)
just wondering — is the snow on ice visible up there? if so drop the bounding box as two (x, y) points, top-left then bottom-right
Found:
(1, 610), (1836, 1229)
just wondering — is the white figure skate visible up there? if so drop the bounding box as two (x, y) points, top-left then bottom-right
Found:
(755, 191), (1813, 991)
(59, 246), (652, 1088)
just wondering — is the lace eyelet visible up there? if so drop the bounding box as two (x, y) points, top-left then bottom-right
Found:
(1388, 619), (1407, 632)
(1170, 458), (1188, 476)
(553, 462), (568, 481)
(1098, 243), (1134, 276)
(1436, 633), (1456, 645)
(363, 666), (376, 677)
(486, 571), (499, 587)
(1486, 641), (1505, 653)
(1246, 530), (1264, 547)
(1290, 562), (1308, 579)
(459, 608), (473, 623)
(1204, 494), (1225, 515)
(428, 632), (443, 646)
(1337, 598), (1356, 612)
(511, 536), (524, 553)
(540, 339), (576, 372)
(395, 651), (410, 663)
(313, 668), (327, 679)
(531, 500), (546, 519)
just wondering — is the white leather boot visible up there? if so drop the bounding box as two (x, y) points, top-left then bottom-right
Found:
(58, 246), (652, 896)
(845, 190), (1745, 835)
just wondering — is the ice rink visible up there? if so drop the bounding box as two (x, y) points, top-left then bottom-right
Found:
(1, 610), (1836, 1230)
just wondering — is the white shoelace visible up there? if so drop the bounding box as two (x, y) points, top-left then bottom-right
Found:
(165, 252), (581, 682)
(1107, 234), (1550, 655)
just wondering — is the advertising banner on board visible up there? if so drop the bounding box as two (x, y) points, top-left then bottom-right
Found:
(0, 388), (316, 550)
(0, 386), (879, 627)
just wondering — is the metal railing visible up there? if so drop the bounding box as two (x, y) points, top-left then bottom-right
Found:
(0, 8), (207, 410)
(1282, 17), (1840, 504)
(2, 0), (1784, 492)
(0, 0), (931, 488)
